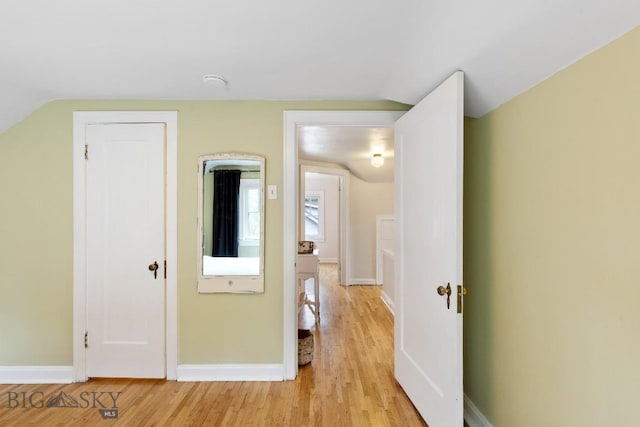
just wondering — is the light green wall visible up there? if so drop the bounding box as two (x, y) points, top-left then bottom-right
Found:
(464, 27), (640, 425)
(0, 99), (408, 365)
(0, 106), (74, 365)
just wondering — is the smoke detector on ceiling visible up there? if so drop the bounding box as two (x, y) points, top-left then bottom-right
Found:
(203, 74), (228, 87)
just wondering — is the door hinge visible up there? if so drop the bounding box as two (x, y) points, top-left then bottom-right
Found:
(84, 144), (89, 160)
(164, 260), (167, 279)
(84, 331), (88, 348)
(457, 285), (467, 314)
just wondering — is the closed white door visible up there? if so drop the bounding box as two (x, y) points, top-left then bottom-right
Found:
(86, 123), (166, 378)
(394, 71), (464, 426)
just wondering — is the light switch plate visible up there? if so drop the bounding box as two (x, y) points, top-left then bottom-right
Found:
(268, 185), (277, 199)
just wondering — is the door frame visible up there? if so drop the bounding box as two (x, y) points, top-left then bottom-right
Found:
(300, 163), (349, 285)
(283, 110), (404, 379)
(72, 111), (178, 381)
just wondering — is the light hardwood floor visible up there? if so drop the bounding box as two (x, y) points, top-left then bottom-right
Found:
(0, 264), (427, 426)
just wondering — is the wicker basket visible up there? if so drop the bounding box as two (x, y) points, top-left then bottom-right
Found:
(298, 329), (314, 365)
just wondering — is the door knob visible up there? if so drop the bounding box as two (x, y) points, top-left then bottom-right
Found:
(148, 261), (159, 279)
(437, 283), (452, 309)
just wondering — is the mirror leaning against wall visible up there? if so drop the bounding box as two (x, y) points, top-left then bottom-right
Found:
(197, 153), (265, 293)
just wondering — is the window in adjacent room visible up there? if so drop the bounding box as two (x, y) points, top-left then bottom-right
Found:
(304, 190), (324, 241)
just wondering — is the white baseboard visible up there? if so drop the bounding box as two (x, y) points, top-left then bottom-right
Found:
(319, 257), (338, 264)
(0, 366), (74, 384)
(349, 278), (377, 285)
(176, 364), (284, 382)
(380, 292), (395, 315)
(464, 394), (493, 427)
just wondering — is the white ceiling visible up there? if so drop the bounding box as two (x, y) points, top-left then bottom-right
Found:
(0, 0), (637, 139)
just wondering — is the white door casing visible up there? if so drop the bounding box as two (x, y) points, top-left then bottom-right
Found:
(73, 111), (178, 381)
(394, 71), (464, 426)
(301, 165), (349, 270)
(86, 123), (166, 378)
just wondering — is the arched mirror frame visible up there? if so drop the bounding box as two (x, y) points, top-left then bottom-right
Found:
(197, 153), (265, 293)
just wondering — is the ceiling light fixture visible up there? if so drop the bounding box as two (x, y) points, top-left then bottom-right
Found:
(371, 153), (384, 168)
(203, 74), (228, 87)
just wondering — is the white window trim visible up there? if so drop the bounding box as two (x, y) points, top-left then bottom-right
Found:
(304, 190), (325, 242)
(239, 178), (260, 245)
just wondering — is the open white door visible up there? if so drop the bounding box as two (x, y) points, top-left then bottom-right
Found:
(394, 71), (464, 426)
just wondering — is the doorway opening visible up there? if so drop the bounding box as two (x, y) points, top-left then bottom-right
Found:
(283, 110), (403, 378)
(300, 166), (349, 286)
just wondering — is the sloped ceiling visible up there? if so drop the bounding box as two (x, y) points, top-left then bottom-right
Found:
(0, 0), (638, 134)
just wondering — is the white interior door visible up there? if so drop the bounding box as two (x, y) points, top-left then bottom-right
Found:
(86, 123), (166, 378)
(394, 71), (464, 426)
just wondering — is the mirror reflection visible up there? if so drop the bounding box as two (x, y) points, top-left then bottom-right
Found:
(198, 153), (265, 293)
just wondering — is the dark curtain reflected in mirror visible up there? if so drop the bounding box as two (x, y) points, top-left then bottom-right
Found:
(212, 169), (241, 257)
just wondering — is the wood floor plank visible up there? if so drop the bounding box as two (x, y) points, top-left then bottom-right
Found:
(0, 264), (427, 426)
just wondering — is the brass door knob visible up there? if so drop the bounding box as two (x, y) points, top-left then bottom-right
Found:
(148, 261), (159, 279)
(437, 283), (452, 309)
(437, 284), (451, 296)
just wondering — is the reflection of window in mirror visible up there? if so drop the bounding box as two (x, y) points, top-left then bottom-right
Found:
(304, 190), (324, 242)
(239, 179), (260, 247)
